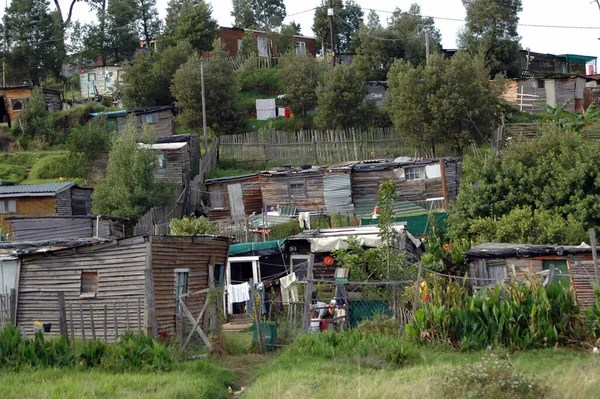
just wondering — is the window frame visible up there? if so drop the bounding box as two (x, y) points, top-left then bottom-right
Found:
(0, 200), (5, 213)
(257, 36), (270, 57)
(143, 113), (159, 124)
(10, 98), (25, 112)
(209, 189), (227, 209)
(486, 261), (508, 284)
(289, 181), (307, 198)
(404, 166), (426, 181)
(80, 270), (99, 298)
(175, 268), (190, 315)
(296, 41), (306, 55)
(88, 73), (96, 81)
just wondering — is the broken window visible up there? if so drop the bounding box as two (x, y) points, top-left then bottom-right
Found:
(289, 182), (306, 197)
(80, 271), (99, 297)
(405, 166), (426, 181)
(10, 99), (25, 112)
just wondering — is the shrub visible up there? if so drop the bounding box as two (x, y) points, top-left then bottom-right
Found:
(236, 59), (279, 94)
(101, 331), (174, 372)
(170, 216), (219, 236)
(406, 279), (585, 351)
(440, 353), (550, 399)
(29, 154), (76, 179)
(0, 164), (27, 183)
(586, 283), (600, 344)
(356, 315), (401, 336)
(80, 339), (107, 368)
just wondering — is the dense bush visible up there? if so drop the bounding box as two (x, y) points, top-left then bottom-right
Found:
(28, 154), (75, 179)
(440, 353), (550, 399)
(406, 279), (584, 351)
(586, 284), (600, 343)
(288, 331), (415, 368)
(170, 216), (219, 236)
(0, 324), (173, 372)
(236, 59), (279, 94)
(0, 164), (27, 183)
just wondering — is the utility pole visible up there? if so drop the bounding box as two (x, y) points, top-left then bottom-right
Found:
(201, 61), (208, 154)
(425, 31), (430, 67)
(3, 0), (7, 87)
(328, 0), (335, 68)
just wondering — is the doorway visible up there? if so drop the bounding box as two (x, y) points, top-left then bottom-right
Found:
(0, 97), (9, 126)
(542, 260), (571, 288)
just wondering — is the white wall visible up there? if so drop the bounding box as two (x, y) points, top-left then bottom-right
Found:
(0, 259), (17, 295)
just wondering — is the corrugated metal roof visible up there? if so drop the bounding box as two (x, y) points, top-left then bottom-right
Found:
(0, 182), (74, 197)
(138, 142), (187, 150)
(353, 200), (426, 217)
(205, 173), (259, 185)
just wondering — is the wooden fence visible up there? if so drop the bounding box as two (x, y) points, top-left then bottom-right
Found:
(133, 204), (183, 235)
(499, 123), (600, 144)
(0, 290), (14, 329)
(219, 128), (438, 165)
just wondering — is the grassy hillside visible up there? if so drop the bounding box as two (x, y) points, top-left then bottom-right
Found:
(0, 151), (85, 185)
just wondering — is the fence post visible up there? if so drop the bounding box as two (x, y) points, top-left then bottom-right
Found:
(137, 298), (142, 333)
(302, 254), (315, 334)
(312, 134), (319, 165)
(57, 292), (68, 344)
(9, 288), (16, 325)
(412, 262), (423, 315)
(250, 278), (265, 354)
(90, 305), (96, 340)
(79, 304), (86, 342)
(103, 304), (108, 342)
(113, 302), (118, 339)
(69, 304), (75, 344)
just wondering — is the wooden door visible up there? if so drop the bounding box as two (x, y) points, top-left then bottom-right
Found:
(227, 183), (245, 220)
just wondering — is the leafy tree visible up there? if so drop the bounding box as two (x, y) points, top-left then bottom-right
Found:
(389, 4), (441, 66)
(171, 45), (244, 134)
(313, 0), (363, 55)
(278, 52), (324, 116)
(163, 0), (217, 53)
(231, 0), (286, 30)
(122, 41), (194, 107)
(238, 29), (256, 57)
(315, 64), (369, 131)
(104, 0), (139, 63)
(92, 118), (173, 218)
(67, 116), (113, 178)
(458, 0), (522, 78)
(387, 52), (504, 155)
(15, 87), (52, 142)
(448, 127), (600, 244)
(170, 216), (218, 235)
(138, 0), (162, 48)
(272, 22), (302, 55)
(377, 180), (397, 279)
(5, 0), (65, 84)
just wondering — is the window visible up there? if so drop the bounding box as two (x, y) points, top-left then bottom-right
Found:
(237, 39), (243, 52)
(405, 166), (426, 181)
(88, 73), (96, 81)
(296, 41), (306, 55)
(10, 99), (25, 112)
(486, 261), (508, 284)
(158, 153), (167, 169)
(209, 190), (226, 209)
(536, 79), (545, 89)
(0, 200), (16, 214)
(257, 36), (270, 57)
(289, 182), (306, 197)
(175, 269), (189, 314)
(143, 113), (158, 124)
(80, 271), (98, 297)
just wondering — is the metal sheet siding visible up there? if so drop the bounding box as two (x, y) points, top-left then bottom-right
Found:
(323, 172), (354, 213)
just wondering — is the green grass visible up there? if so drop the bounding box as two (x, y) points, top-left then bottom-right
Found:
(0, 360), (236, 399)
(0, 164), (28, 183)
(0, 151), (67, 168)
(243, 341), (600, 399)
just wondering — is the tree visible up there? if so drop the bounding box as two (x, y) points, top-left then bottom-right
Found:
(5, 0), (65, 84)
(122, 41), (194, 107)
(448, 127), (600, 244)
(170, 216), (218, 235)
(104, 0), (139, 63)
(278, 51), (324, 116)
(67, 116), (113, 177)
(313, 0), (363, 55)
(165, 1), (218, 53)
(171, 45), (244, 134)
(51, 0), (103, 33)
(138, 0), (162, 48)
(458, 0), (522, 78)
(272, 22), (302, 55)
(231, 0), (286, 30)
(386, 52), (504, 156)
(315, 64), (369, 130)
(92, 118), (173, 218)
(389, 4), (441, 66)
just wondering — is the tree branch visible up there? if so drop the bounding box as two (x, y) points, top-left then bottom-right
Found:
(64, 0), (79, 28)
(594, 0), (600, 12)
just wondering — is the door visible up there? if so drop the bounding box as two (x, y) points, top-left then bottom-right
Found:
(545, 79), (556, 107)
(0, 96), (9, 125)
(227, 183), (245, 220)
(542, 260), (570, 288)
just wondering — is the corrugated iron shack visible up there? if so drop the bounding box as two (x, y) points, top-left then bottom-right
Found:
(5, 234), (229, 341)
(139, 142), (191, 191)
(6, 215), (132, 241)
(323, 163), (356, 214)
(259, 166), (325, 213)
(288, 224), (424, 280)
(0, 182), (92, 240)
(465, 243), (599, 307)
(350, 158), (462, 212)
(205, 174), (263, 220)
(156, 134), (201, 178)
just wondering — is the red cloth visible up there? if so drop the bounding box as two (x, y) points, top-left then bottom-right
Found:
(284, 108), (291, 118)
(319, 319), (328, 331)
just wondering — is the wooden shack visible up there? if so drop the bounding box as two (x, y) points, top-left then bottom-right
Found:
(351, 158), (462, 213)
(140, 142), (191, 189)
(287, 224), (424, 280)
(90, 106), (175, 138)
(259, 167), (325, 213)
(6, 215), (131, 241)
(216, 26), (318, 57)
(0, 182), (93, 240)
(80, 65), (123, 99)
(7, 235), (229, 340)
(205, 174), (263, 220)
(156, 134), (201, 178)
(0, 86), (62, 126)
(466, 243), (599, 307)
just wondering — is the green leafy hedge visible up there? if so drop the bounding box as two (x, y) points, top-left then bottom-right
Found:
(406, 279), (585, 351)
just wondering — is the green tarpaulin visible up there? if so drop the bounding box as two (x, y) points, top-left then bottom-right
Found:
(229, 240), (286, 257)
(361, 212), (447, 235)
